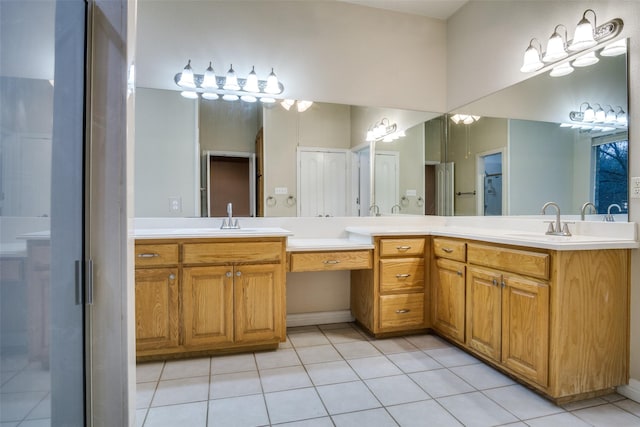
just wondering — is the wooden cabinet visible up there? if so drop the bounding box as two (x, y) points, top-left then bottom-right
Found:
(431, 237), (629, 403)
(431, 238), (466, 344)
(135, 237), (286, 361)
(351, 236), (428, 336)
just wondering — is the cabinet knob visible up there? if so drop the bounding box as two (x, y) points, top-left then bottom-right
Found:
(168, 274), (175, 280)
(236, 271), (242, 277)
(492, 279), (498, 286)
(456, 271), (463, 276)
(226, 271), (232, 278)
(396, 309), (411, 314)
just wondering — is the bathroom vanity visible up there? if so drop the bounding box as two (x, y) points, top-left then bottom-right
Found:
(133, 216), (637, 403)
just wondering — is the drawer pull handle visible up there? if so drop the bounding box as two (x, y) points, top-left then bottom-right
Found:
(396, 246), (411, 251)
(456, 271), (463, 276)
(323, 260), (341, 265)
(442, 248), (454, 253)
(396, 273), (411, 278)
(137, 253), (159, 258)
(396, 309), (411, 314)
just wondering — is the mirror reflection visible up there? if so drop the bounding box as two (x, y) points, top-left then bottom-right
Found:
(134, 40), (628, 221)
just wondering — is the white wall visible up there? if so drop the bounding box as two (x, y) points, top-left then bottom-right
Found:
(135, 0), (447, 112)
(135, 88), (197, 217)
(448, 0), (640, 396)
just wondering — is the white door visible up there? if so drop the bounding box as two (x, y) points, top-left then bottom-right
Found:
(374, 152), (399, 215)
(298, 149), (347, 217)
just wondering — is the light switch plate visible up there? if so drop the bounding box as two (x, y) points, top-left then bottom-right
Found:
(275, 187), (288, 195)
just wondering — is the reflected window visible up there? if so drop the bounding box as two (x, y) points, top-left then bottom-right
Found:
(593, 137), (628, 214)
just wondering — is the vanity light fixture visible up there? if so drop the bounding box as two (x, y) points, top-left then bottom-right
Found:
(567, 103), (628, 131)
(365, 118), (404, 142)
(520, 10), (622, 77)
(601, 38), (627, 57)
(280, 99), (314, 112)
(450, 114), (481, 125)
(175, 60), (284, 102)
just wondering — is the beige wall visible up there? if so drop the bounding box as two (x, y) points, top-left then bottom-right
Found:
(448, 117), (508, 215)
(263, 102), (351, 216)
(199, 100), (260, 153)
(448, 0), (640, 390)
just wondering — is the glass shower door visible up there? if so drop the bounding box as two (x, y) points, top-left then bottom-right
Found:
(1, 1), (88, 425)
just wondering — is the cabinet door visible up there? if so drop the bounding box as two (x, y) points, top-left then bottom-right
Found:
(135, 268), (180, 352)
(432, 258), (466, 343)
(502, 274), (549, 387)
(234, 263), (283, 343)
(183, 266), (234, 348)
(466, 266), (502, 361)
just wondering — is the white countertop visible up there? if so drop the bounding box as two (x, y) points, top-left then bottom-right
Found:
(287, 238), (374, 252)
(133, 227), (293, 239)
(345, 225), (640, 250)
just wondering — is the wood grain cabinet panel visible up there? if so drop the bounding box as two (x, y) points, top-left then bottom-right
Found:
(289, 250), (372, 272)
(379, 293), (425, 329)
(466, 266), (502, 361)
(182, 266), (234, 348)
(135, 268), (180, 353)
(432, 258), (466, 344)
(135, 244), (179, 267)
(380, 238), (425, 257)
(379, 258), (424, 293)
(433, 238), (466, 262)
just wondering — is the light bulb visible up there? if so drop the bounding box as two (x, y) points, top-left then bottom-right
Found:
(297, 101), (313, 112)
(572, 51), (599, 67)
(520, 41), (544, 73)
(240, 95), (257, 103)
(202, 92), (218, 100)
(264, 68), (280, 94)
(202, 62), (217, 90)
(543, 27), (568, 62)
(583, 105), (595, 122)
(549, 62), (574, 77)
(260, 97), (276, 104)
(180, 90), (198, 99)
(281, 99), (295, 110)
(223, 64), (240, 91)
(177, 60), (196, 88)
(568, 10), (597, 52)
(243, 66), (260, 93)
(222, 94), (239, 101)
(600, 39), (627, 57)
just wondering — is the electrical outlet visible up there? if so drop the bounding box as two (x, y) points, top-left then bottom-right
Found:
(169, 197), (182, 212)
(631, 177), (640, 199)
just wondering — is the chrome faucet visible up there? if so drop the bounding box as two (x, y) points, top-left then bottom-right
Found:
(604, 203), (622, 222)
(580, 202), (596, 221)
(391, 204), (401, 214)
(541, 201), (571, 236)
(220, 202), (240, 229)
(369, 204), (380, 217)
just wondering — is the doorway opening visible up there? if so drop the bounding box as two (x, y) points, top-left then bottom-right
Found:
(203, 152), (256, 217)
(476, 150), (505, 216)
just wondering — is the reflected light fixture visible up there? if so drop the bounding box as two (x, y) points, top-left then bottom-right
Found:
(520, 10), (622, 77)
(175, 60), (285, 102)
(280, 99), (314, 112)
(568, 102), (627, 131)
(450, 114), (481, 125)
(365, 118), (403, 142)
(601, 38), (627, 56)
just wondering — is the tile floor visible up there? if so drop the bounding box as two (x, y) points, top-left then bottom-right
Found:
(136, 323), (640, 427)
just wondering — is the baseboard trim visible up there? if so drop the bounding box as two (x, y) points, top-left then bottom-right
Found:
(617, 378), (640, 403)
(286, 310), (354, 328)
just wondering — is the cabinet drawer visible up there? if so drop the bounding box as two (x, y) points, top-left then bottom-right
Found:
(289, 250), (372, 272)
(467, 243), (549, 280)
(379, 258), (424, 293)
(379, 238), (425, 257)
(135, 244), (179, 266)
(183, 241), (283, 264)
(380, 293), (425, 329)
(433, 238), (466, 262)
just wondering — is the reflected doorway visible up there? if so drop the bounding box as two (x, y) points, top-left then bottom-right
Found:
(476, 150), (505, 216)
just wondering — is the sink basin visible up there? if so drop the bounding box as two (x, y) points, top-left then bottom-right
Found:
(134, 227), (292, 237)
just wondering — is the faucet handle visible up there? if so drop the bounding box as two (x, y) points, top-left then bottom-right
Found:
(561, 222), (573, 236)
(544, 221), (555, 234)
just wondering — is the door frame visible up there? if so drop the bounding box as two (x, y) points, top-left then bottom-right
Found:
(475, 148), (508, 216)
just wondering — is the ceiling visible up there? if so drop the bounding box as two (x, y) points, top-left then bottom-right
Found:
(340, 0), (468, 20)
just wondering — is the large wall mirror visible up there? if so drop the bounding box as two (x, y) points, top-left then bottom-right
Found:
(134, 40), (628, 221)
